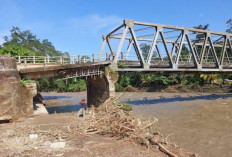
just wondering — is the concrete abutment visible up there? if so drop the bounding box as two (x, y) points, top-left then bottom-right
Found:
(0, 55), (36, 121)
(86, 66), (118, 107)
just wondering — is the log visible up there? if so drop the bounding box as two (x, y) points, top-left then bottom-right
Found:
(150, 138), (178, 157)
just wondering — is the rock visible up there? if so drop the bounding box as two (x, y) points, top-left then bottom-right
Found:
(41, 141), (51, 146)
(50, 142), (66, 149)
(0, 115), (12, 121)
(29, 134), (38, 140)
(34, 103), (48, 115)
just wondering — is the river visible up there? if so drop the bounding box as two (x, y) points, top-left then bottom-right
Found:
(41, 92), (232, 157)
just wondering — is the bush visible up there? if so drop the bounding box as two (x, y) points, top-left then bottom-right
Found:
(20, 79), (37, 86)
(21, 77), (87, 92)
(118, 102), (133, 111)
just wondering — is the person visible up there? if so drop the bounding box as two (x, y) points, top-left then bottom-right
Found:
(77, 99), (87, 117)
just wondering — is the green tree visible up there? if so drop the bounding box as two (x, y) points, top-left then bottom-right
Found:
(193, 24), (209, 42)
(140, 43), (157, 61)
(2, 27), (68, 57)
(226, 19), (232, 33)
(0, 45), (34, 56)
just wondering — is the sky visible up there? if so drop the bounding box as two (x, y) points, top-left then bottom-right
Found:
(0, 0), (231, 56)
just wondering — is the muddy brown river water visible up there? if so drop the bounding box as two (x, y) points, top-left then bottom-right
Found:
(41, 92), (232, 157)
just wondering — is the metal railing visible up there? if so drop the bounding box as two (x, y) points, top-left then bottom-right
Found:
(16, 53), (111, 67)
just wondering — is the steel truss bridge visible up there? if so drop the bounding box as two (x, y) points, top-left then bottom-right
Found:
(98, 19), (232, 72)
(17, 19), (232, 77)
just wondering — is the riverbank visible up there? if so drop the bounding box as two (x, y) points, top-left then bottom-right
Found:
(0, 98), (196, 157)
(116, 84), (232, 93)
(0, 113), (166, 157)
(41, 92), (232, 157)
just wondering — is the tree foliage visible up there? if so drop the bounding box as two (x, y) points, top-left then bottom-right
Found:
(1, 27), (68, 57)
(226, 19), (232, 33)
(140, 43), (158, 60)
(0, 45), (34, 56)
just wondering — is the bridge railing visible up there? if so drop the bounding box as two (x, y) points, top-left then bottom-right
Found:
(116, 53), (232, 63)
(16, 53), (111, 67)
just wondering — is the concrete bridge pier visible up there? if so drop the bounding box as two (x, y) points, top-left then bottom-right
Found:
(86, 67), (118, 107)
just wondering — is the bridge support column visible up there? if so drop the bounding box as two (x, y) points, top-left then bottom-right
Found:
(0, 55), (36, 121)
(86, 66), (118, 107)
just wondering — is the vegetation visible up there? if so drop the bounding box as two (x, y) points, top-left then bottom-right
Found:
(226, 19), (232, 33)
(20, 77), (86, 92)
(20, 79), (37, 86)
(115, 72), (232, 92)
(117, 102), (133, 111)
(117, 62), (128, 68)
(0, 27), (69, 57)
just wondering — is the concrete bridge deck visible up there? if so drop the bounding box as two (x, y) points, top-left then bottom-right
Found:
(18, 61), (111, 79)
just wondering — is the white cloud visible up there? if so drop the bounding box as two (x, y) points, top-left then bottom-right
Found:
(66, 14), (123, 35)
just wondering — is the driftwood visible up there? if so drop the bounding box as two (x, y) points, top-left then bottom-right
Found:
(150, 138), (178, 157)
(82, 97), (197, 157)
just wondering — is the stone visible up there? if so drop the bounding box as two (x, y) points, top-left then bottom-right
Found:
(0, 115), (12, 121)
(41, 141), (52, 146)
(34, 103), (48, 115)
(50, 142), (66, 149)
(29, 134), (38, 140)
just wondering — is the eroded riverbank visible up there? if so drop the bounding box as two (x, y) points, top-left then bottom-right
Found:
(41, 92), (232, 157)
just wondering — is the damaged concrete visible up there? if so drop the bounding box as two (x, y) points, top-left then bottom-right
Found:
(0, 55), (36, 121)
(86, 66), (118, 107)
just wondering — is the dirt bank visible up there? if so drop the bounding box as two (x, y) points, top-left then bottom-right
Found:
(0, 113), (167, 157)
(0, 97), (197, 157)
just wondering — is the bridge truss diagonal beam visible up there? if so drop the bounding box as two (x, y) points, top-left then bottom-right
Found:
(98, 19), (232, 72)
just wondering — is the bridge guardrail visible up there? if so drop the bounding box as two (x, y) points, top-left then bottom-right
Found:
(16, 53), (112, 67)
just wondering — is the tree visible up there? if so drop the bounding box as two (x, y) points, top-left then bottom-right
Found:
(192, 24), (211, 60)
(0, 45), (34, 56)
(226, 19), (232, 33)
(140, 43), (158, 61)
(2, 27), (68, 57)
(81, 55), (90, 60)
(193, 24), (209, 43)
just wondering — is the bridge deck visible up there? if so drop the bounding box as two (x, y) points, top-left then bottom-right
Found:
(18, 61), (110, 73)
(18, 61), (111, 79)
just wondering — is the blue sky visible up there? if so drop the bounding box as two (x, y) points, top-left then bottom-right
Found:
(0, 0), (231, 56)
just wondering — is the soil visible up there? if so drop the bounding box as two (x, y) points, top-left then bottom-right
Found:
(0, 113), (166, 157)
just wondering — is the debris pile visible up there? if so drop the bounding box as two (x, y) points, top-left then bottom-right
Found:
(0, 95), (199, 156)
(83, 95), (198, 157)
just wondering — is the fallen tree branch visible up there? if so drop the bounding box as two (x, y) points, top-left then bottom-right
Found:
(150, 138), (178, 157)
